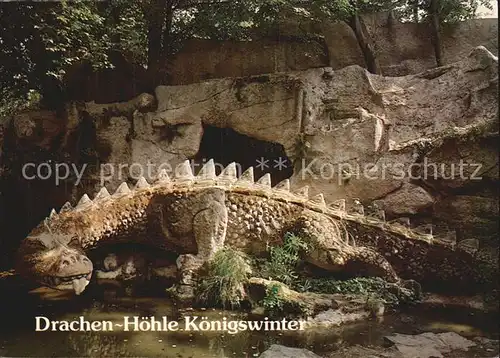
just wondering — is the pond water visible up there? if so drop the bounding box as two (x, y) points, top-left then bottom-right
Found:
(0, 282), (498, 357)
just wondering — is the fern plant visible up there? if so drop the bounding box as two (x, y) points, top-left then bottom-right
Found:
(261, 232), (310, 285)
(262, 284), (284, 316)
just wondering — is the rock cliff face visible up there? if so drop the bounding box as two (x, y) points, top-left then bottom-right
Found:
(63, 15), (498, 103)
(0, 47), (498, 266)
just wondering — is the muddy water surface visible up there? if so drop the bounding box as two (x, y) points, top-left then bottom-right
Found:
(0, 283), (498, 357)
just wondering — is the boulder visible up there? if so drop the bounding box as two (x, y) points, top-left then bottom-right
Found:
(378, 183), (434, 216)
(384, 332), (476, 358)
(259, 344), (322, 358)
(246, 277), (337, 317)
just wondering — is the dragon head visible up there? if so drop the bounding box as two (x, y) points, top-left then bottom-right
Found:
(17, 232), (93, 295)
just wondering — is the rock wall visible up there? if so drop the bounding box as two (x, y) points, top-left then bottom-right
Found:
(0, 47), (498, 268)
(168, 38), (328, 85)
(169, 15), (499, 83)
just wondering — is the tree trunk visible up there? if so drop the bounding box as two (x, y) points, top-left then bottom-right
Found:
(31, 22), (65, 109)
(162, 0), (175, 54)
(412, 0), (419, 23)
(144, 0), (167, 73)
(430, 0), (442, 67)
(347, 14), (381, 74)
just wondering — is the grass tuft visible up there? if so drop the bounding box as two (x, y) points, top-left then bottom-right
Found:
(197, 247), (251, 309)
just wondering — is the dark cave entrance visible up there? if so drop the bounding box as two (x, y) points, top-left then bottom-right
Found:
(194, 125), (293, 185)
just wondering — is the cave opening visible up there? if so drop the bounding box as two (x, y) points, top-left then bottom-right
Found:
(194, 124), (293, 185)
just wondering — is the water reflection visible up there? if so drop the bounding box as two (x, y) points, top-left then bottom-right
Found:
(0, 284), (497, 357)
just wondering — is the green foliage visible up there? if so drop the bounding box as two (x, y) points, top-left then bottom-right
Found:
(256, 232), (420, 307)
(104, 0), (147, 64)
(261, 283), (285, 316)
(398, 0), (494, 23)
(261, 232), (310, 285)
(197, 247), (251, 309)
(39, 0), (112, 80)
(294, 276), (421, 305)
(0, 90), (41, 123)
(435, 0), (492, 23)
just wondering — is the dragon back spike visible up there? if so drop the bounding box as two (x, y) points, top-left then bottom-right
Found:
(43, 218), (52, 233)
(49, 209), (58, 219)
(328, 199), (346, 212)
(412, 223), (433, 236)
(59, 201), (72, 213)
(197, 159), (216, 180)
(113, 182), (131, 197)
(292, 185), (309, 199)
(174, 160), (194, 182)
(273, 178), (290, 192)
(75, 194), (93, 211)
(236, 167), (255, 186)
(218, 162), (238, 185)
(256, 173), (271, 188)
(457, 238), (479, 253)
(435, 228), (457, 246)
(307, 193), (326, 208)
(388, 217), (410, 228)
(135, 176), (150, 189)
(94, 187), (110, 201)
(365, 202), (386, 222)
(348, 199), (364, 216)
(410, 223), (433, 243)
(155, 169), (170, 184)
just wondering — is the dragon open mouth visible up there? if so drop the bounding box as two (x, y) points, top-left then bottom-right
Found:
(45, 272), (92, 295)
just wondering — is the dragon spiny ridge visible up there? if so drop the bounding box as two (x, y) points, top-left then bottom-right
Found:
(16, 159), (495, 297)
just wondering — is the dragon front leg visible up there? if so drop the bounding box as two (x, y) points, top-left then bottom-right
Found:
(175, 200), (228, 300)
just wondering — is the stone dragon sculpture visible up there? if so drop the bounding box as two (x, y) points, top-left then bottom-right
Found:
(16, 160), (497, 298)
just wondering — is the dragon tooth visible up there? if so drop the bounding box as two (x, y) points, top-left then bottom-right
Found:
(135, 176), (150, 189)
(292, 185), (309, 199)
(174, 160), (194, 181)
(256, 173), (271, 188)
(236, 167), (254, 185)
(72, 277), (89, 295)
(113, 182), (131, 197)
(94, 187), (110, 201)
(328, 199), (346, 212)
(273, 179), (290, 191)
(307, 193), (326, 208)
(218, 162), (238, 184)
(59, 202), (73, 213)
(197, 159), (216, 180)
(155, 169), (170, 183)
